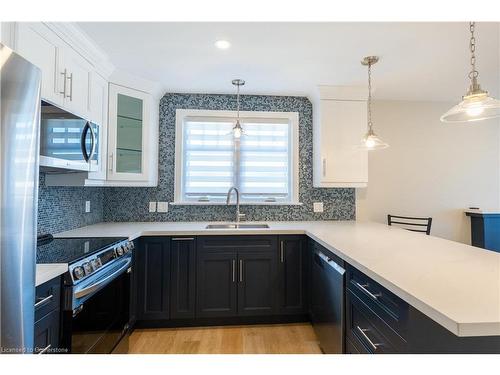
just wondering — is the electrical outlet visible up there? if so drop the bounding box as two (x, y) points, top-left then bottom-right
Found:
(313, 202), (324, 213)
(85, 200), (91, 213)
(149, 201), (157, 213)
(157, 202), (168, 213)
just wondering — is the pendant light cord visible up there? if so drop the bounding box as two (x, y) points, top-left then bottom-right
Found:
(236, 83), (241, 121)
(367, 61), (373, 132)
(469, 22), (479, 86)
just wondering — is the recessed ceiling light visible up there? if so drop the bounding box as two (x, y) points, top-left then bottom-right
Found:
(214, 40), (231, 50)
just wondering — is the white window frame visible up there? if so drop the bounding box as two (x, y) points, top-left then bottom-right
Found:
(173, 109), (300, 205)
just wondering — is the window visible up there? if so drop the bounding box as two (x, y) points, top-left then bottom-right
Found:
(174, 109), (299, 204)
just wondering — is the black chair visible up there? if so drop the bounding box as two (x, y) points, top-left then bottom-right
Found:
(387, 214), (432, 235)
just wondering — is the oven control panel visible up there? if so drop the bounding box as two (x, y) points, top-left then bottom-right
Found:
(69, 240), (134, 284)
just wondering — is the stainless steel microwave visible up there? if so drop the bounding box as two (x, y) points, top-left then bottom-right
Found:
(40, 101), (100, 173)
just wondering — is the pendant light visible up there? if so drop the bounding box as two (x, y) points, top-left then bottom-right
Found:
(232, 79), (245, 138)
(359, 56), (389, 150)
(441, 22), (500, 123)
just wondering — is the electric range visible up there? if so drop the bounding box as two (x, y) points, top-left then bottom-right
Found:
(36, 235), (135, 353)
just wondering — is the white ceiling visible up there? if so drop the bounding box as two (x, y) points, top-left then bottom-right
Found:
(77, 22), (500, 101)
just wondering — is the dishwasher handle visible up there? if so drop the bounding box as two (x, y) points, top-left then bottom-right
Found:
(314, 251), (345, 275)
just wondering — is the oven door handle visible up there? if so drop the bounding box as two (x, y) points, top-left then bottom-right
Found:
(75, 257), (131, 299)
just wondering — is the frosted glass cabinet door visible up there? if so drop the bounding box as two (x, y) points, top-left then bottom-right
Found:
(116, 94), (143, 173)
(108, 84), (151, 181)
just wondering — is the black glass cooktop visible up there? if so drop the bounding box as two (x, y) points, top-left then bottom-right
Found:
(36, 237), (127, 264)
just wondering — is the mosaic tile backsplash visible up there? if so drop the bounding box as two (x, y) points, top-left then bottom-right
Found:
(37, 173), (104, 235)
(37, 93), (355, 234)
(102, 93), (355, 222)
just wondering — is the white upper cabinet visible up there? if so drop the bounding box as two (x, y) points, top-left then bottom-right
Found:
(15, 23), (63, 106)
(87, 72), (109, 181)
(313, 86), (368, 188)
(15, 22), (92, 119)
(106, 83), (158, 185)
(57, 47), (92, 119)
(9, 22), (161, 188)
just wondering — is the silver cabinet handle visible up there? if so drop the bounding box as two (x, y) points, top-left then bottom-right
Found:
(59, 69), (67, 96)
(322, 158), (327, 177)
(67, 72), (73, 101)
(239, 259), (243, 282)
(34, 294), (53, 309)
(172, 237), (194, 241)
(232, 259), (236, 283)
(109, 152), (113, 172)
(356, 326), (380, 351)
(280, 241), (284, 263)
(38, 344), (51, 354)
(355, 282), (382, 300)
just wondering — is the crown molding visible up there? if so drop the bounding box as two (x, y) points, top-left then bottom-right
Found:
(43, 22), (115, 78)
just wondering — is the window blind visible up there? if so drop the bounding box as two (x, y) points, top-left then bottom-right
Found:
(181, 116), (293, 203)
(239, 121), (290, 201)
(183, 120), (234, 200)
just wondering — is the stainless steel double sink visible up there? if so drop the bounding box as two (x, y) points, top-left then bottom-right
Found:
(205, 223), (270, 229)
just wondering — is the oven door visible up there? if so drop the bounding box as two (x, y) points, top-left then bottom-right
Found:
(68, 259), (131, 354)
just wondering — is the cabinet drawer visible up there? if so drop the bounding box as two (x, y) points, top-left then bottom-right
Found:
(197, 236), (277, 253)
(34, 309), (60, 354)
(347, 266), (408, 338)
(35, 277), (61, 322)
(346, 336), (370, 354)
(346, 290), (406, 354)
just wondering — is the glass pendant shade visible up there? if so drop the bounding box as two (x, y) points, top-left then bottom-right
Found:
(440, 91), (500, 123)
(233, 120), (243, 138)
(441, 22), (500, 123)
(359, 128), (389, 150)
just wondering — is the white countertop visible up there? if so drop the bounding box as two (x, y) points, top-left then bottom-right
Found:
(465, 208), (500, 215)
(36, 263), (68, 287)
(56, 220), (500, 337)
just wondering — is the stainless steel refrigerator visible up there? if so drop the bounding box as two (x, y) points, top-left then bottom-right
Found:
(0, 43), (41, 353)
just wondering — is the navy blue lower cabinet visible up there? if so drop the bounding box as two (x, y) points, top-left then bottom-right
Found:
(237, 250), (278, 316)
(345, 336), (370, 354)
(278, 235), (308, 315)
(347, 265), (409, 339)
(196, 235), (280, 319)
(34, 309), (60, 354)
(346, 290), (407, 354)
(196, 250), (238, 318)
(407, 307), (500, 354)
(136, 237), (171, 321)
(346, 264), (500, 354)
(34, 276), (62, 354)
(170, 237), (196, 319)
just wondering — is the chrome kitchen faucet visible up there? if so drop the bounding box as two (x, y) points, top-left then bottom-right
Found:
(226, 187), (245, 224)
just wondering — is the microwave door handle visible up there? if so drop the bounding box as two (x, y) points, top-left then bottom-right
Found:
(80, 121), (91, 162)
(88, 123), (96, 162)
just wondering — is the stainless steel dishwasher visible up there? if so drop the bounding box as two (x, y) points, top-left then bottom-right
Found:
(311, 248), (346, 354)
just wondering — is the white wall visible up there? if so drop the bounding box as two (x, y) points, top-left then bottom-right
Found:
(356, 100), (500, 243)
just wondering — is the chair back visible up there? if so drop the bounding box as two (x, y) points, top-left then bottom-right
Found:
(387, 214), (432, 235)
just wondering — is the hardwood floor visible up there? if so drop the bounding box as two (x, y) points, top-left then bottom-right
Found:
(128, 323), (322, 354)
